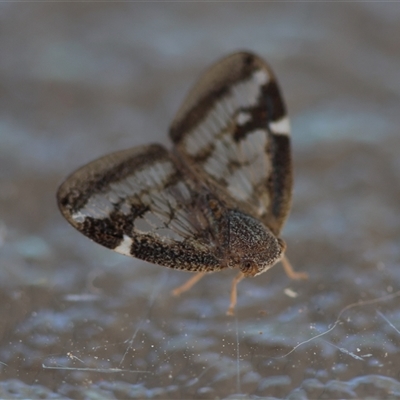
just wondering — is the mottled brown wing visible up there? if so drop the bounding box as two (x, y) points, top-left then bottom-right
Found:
(170, 52), (292, 235)
(57, 144), (221, 273)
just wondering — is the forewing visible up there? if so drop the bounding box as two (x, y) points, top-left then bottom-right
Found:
(57, 144), (221, 273)
(170, 52), (292, 235)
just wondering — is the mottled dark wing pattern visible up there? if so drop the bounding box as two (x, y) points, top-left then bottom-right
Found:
(57, 144), (221, 273)
(57, 52), (303, 314)
(170, 52), (292, 235)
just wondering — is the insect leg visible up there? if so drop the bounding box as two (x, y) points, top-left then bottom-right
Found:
(171, 272), (207, 297)
(280, 255), (308, 280)
(227, 272), (245, 316)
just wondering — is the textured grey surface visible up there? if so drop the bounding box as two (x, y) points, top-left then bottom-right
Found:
(1, 3), (400, 399)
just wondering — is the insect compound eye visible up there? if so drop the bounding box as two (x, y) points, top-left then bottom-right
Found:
(241, 260), (257, 276)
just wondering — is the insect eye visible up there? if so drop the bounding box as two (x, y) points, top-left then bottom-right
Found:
(243, 260), (252, 270)
(240, 260), (258, 276)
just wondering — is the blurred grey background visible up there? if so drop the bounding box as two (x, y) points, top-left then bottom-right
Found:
(1, 3), (400, 399)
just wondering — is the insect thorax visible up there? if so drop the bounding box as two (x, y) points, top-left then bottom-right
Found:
(225, 210), (284, 277)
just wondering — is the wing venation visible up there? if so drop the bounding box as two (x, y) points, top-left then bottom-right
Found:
(57, 145), (222, 272)
(170, 52), (292, 234)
